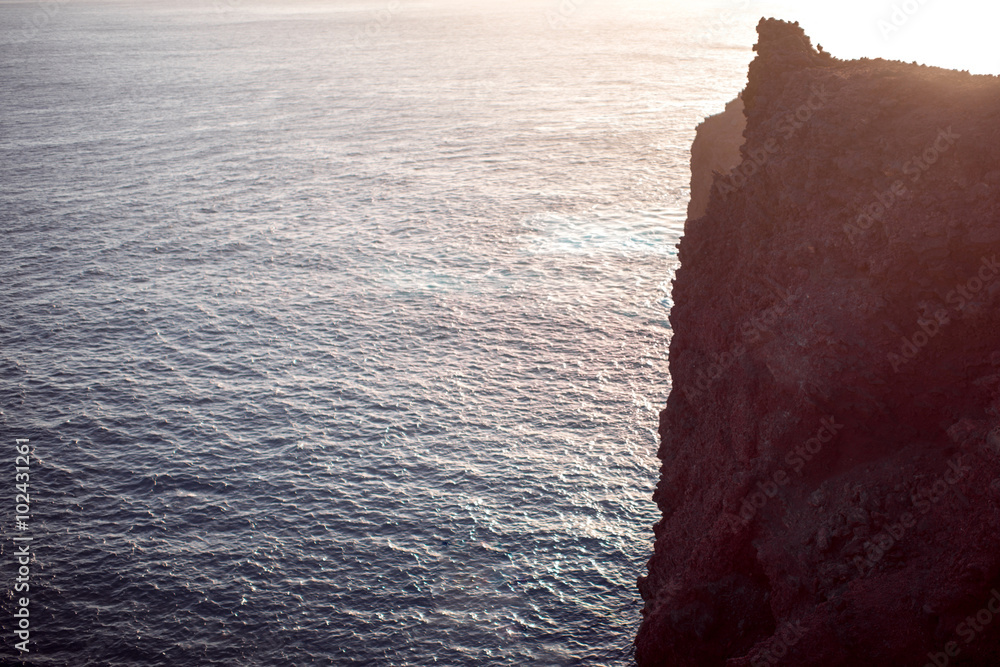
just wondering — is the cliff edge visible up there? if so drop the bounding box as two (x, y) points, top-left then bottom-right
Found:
(637, 18), (1000, 666)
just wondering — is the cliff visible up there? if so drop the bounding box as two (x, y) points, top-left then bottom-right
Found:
(636, 18), (1000, 666)
(688, 95), (745, 220)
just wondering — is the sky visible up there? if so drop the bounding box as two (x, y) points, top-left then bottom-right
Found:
(513, 0), (1000, 76)
(714, 0), (1000, 75)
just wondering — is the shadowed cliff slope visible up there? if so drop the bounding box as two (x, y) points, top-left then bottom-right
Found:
(637, 18), (1000, 666)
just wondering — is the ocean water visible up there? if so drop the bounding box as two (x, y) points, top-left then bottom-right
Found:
(1, 1), (751, 664)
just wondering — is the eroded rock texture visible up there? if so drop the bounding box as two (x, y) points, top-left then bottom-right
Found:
(636, 18), (1000, 667)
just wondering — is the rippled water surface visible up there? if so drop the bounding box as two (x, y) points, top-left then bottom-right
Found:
(1, 1), (751, 664)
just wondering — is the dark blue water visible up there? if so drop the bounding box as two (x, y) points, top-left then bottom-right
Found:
(0, 1), (751, 664)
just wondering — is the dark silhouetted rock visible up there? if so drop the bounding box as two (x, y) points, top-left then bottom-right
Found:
(636, 18), (1000, 667)
(688, 95), (745, 220)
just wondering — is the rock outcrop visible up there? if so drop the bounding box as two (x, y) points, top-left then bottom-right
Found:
(637, 18), (1000, 666)
(688, 95), (745, 220)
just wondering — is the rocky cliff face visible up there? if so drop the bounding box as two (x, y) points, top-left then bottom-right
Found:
(636, 18), (1000, 666)
(687, 95), (745, 220)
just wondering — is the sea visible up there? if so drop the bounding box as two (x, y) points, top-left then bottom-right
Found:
(0, 1), (754, 664)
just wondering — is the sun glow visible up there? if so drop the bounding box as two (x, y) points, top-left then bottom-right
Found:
(759, 0), (1000, 75)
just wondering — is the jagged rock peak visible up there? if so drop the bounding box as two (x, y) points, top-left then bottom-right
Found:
(752, 18), (820, 60)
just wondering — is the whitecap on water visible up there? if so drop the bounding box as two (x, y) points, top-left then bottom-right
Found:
(519, 208), (684, 257)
